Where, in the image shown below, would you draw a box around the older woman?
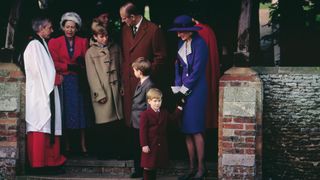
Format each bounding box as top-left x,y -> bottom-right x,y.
169,15 -> 208,180
24,16 -> 65,175
48,12 -> 89,156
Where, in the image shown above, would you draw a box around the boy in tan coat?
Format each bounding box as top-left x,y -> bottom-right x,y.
85,22 -> 123,159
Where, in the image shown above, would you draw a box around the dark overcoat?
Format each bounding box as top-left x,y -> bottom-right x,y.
139,108 -> 182,168
121,18 -> 167,126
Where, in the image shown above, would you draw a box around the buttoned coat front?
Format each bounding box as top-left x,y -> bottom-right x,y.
139,108 -> 182,168
121,18 -> 167,126
85,40 -> 124,124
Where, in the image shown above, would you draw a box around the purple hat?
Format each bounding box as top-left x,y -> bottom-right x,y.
168,15 -> 202,32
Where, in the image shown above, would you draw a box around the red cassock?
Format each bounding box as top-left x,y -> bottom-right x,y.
139,108 -> 181,168
27,132 -> 66,167
196,23 -> 220,129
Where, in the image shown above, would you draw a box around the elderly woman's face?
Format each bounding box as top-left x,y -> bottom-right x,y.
177,31 -> 193,41
63,20 -> 77,38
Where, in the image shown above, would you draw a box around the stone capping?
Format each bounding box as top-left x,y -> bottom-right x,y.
252,66 -> 320,74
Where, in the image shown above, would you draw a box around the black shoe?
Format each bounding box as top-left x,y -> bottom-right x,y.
178,170 -> 196,180
46,166 -> 66,175
191,170 -> 206,180
130,172 -> 143,178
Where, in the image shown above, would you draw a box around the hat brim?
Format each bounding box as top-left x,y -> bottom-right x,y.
168,26 -> 202,32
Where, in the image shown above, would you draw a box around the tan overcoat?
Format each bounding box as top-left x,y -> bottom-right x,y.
85,40 -> 123,124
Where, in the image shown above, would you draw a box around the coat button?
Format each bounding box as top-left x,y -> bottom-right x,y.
158,143 -> 160,146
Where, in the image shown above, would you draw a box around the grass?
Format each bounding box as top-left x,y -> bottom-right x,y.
260,2 -> 271,9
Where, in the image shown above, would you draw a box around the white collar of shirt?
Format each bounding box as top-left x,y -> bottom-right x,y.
178,39 -> 192,64
134,16 -> 143,32
140,75 -> 149,84
152,108 -> 160,113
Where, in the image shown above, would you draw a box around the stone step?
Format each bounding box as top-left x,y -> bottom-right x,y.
17,158 -> 218,180
17,175 -> 218,180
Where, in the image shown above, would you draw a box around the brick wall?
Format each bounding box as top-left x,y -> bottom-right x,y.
218,68 -> 263,179
0,63 -> 25,179
253,67 -> 320,179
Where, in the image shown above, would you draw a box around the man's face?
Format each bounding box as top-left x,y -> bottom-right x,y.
41,22 -> 53,39
97,13 -> 109,27
120,8 -> 134,26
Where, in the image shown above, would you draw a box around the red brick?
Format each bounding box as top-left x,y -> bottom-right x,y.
8,112 -> 19,118
233,118 -> 255,123
245,137 -> 255,143
222,142 -> 233,148
7,125 -> 16,130
223,148 -> 244,154
223,124 -> 244,129
7,136 -> 17,142
0,141 -> 17,147
234,143 -> 255,148
0,124 -> 6,130
245,124 -> 256,130
7,78 -> 18,82
234,130 -> 255,136
245,148 -> 255,154
0,113 -> 7,118
9,71 -> 24,78
223,118 -> 232,123
0,130 -> 16,136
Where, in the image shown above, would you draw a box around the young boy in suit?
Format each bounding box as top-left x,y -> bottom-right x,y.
140,88 -> 183,180
130,57 -> 154,178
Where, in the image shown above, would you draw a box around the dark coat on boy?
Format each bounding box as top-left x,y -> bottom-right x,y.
131,77 -> 154,129
140,108 -> 182,168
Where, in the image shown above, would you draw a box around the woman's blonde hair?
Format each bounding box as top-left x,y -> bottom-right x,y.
146,88 -> 162,100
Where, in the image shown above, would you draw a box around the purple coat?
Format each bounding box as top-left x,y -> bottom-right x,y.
175,33 -> 208,134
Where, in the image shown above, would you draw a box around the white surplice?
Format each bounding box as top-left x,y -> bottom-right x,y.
24,39 -> 62,135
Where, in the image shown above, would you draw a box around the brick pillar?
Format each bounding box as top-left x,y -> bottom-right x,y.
0,63 -> 25,179
218,67 -> 263,179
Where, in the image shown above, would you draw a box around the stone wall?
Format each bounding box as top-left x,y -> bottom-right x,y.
0,63 -> 25,179
253,67 -> 320,179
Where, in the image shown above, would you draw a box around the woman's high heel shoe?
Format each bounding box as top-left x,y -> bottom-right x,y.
191,170 -> 207,180
178,170 -> 197,180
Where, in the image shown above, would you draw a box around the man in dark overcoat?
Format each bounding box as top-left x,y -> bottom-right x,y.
119,2 -> 167,128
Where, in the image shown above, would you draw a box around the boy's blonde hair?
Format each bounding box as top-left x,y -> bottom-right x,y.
91,20 -> 108,36
131,57 -> 151,76
146,88 -> 162,100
